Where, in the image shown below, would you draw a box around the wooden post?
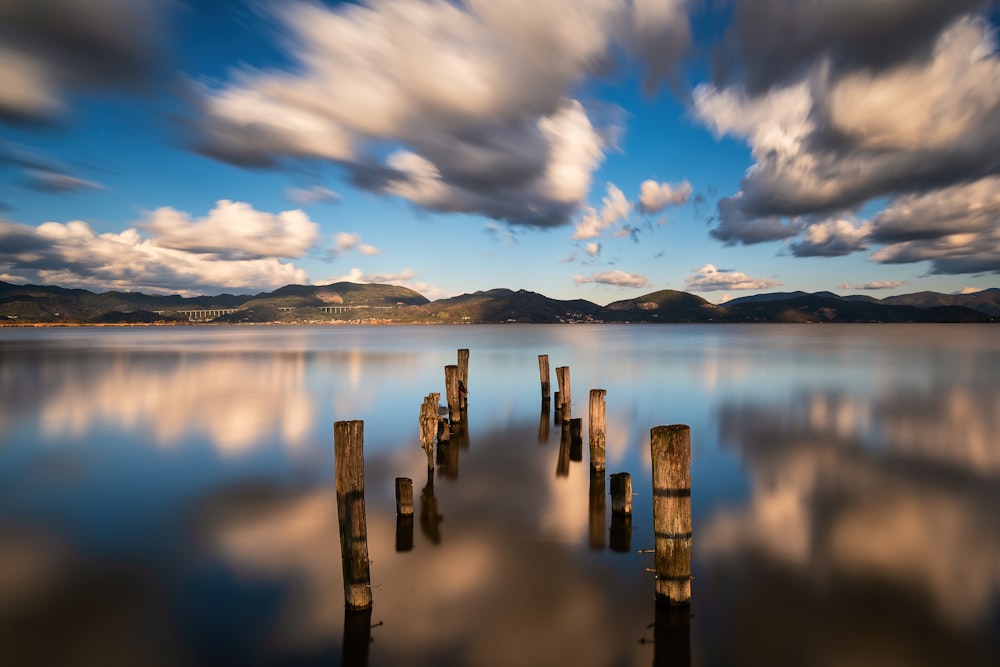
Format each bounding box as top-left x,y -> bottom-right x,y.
419,393 -> 439,470
538,354 -> 550,399
334,420 -> 372,610
395,477 -> 413,516
651,425 -> 692,606
555,366 -> 571,421
589,389 -> 607,472
445,365 -> 461,423
553,391 -> 563,424
611,472 -> 632,515
457,348 -> 469,413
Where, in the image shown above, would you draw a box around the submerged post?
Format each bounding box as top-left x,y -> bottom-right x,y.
611,472 -> 632,515
538,354 -> 550,400
589,389 -> 607,472
457,348 -> 469,412
334,420 -> 373,610
395,477 -> 414,516
651,425 -> 692,606
445,365 -> 461,424
555,366 -> 571,421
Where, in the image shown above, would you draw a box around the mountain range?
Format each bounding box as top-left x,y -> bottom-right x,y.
1,281 -> 997,325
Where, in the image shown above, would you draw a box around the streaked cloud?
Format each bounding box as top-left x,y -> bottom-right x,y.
285,185 -> 340,206
685,263 -> 780,292
191,0 -> 691,228
573,270 -> 650,288
0,0 -> 169,123
695,11 -> 1000,275
789,218 -> 872,258
838,281 -> 906,291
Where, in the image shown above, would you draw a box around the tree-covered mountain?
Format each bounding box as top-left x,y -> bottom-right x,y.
0,280 -> 996,325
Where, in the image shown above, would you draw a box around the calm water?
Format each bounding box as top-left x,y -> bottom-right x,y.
1,324 -> 998,666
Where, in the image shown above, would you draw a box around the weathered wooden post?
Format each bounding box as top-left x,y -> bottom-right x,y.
553,391 -> 563,424
589,389 -> 607,472
445,365 -> 461,424
611,472 -> 632,515
395,477 -> 413,516
555,366 -> 571,421
334,420 -> 372,610
419,393 -> 439,470
538,354 -> 550,400
610,472 -> 632,553
589,471 -> 606,550
651,425 -> 692,606
457,348 -> 469,413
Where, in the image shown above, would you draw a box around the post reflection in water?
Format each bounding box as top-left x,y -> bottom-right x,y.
2,324 -> 998,666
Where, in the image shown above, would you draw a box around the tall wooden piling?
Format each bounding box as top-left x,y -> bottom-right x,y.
589,389 -> 607,472
457,348 -> 469,412
334,420 -> 372,610
651,425 -> 692,606
395,477 -> 414,516
538,354 -> 550,399
445,364 -> 461,423
419,393 -> 439,470
555,366 -> 571,421
611,472 -> 632,515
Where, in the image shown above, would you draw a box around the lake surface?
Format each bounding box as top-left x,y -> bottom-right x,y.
1,324 -> 998,666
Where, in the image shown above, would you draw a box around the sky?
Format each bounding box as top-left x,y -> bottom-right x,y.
1,0 -> 999,304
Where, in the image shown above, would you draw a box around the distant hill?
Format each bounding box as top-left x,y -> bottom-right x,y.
882,289 -> 1000,316
0,281 -> 995,325
601,290 -> 724,322
417,289 -> 602,323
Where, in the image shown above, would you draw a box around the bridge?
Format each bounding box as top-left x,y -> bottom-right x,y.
175,308 -> 240,321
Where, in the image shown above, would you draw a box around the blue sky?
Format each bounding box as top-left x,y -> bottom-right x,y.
1,0 -> 999,304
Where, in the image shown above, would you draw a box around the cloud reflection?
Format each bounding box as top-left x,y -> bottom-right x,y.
704,392 -> 1000,639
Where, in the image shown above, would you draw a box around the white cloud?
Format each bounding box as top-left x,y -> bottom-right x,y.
331,231 -> 381,257
573,183 -> 630,240
684,264 -> 781,292
585,242 -> 601,257
574,270 -> 650,288
637,179 -> 692,214
0,212 -> 311,295
143,200 -> 318,260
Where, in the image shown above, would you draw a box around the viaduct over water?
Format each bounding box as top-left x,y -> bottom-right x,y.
168,305 -> 396,321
